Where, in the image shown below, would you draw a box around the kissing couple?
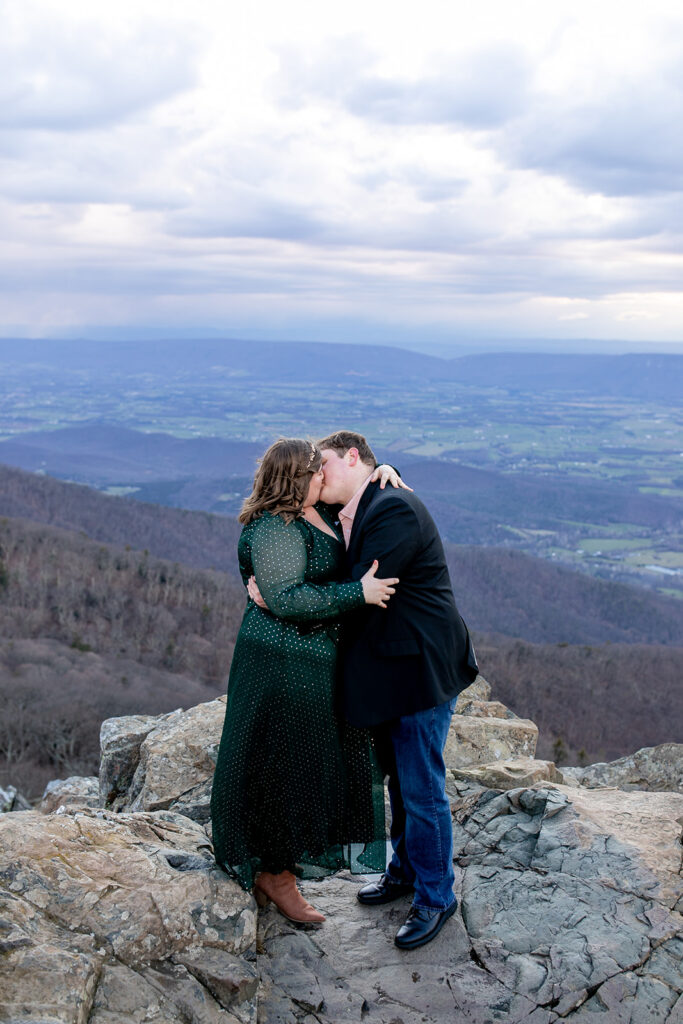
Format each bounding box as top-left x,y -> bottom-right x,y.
210,431 -> 478,950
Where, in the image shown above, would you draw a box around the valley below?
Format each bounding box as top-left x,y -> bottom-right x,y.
1,341 -> 681,598
0,340 -> 681,799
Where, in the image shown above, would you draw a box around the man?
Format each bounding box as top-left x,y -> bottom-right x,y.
317,431 -> 478,950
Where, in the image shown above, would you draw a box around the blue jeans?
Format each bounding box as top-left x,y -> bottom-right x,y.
373,697 -> 457,911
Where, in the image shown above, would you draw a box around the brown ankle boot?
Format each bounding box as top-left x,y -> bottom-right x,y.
253,870 -> 325,925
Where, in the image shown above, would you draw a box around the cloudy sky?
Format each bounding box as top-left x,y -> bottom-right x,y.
2,0 -> 683,350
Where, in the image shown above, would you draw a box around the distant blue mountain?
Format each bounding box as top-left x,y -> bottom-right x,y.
1,337 -> 681,398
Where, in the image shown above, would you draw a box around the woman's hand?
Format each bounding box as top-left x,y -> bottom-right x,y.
361,560 -> 399,608
247,575 -> 268,609
371,464 -> 413,491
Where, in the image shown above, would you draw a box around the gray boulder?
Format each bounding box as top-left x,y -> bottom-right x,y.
561,742 -> 683,793
99,709 -> 179,809
99,697 -> 226,821
455,673 -> 492,707
40,775 -> 100,814
450,756 -> 563,791
445,707 -> 539,769
446,676 -> 539,769
0,783 -> 31,812
0,805 -> 257,1023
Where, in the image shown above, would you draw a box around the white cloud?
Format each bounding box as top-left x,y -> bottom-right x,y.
1,0 -> 683,344
0,4 -> 200,131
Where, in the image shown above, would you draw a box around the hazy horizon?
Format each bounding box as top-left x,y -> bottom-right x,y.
2,330 -> 683,359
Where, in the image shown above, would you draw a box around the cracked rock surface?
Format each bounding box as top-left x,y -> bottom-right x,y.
254,783 -> 683,1023
40,775 -> 100,814
0,807 -> 257,1023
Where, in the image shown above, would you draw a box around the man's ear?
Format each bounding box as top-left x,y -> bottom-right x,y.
346,447 -> 360,467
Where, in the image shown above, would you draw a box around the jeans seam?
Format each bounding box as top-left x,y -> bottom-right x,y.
428,705 -> 446,886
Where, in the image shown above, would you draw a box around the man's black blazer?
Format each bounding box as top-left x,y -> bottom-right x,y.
340,481 -> 478,728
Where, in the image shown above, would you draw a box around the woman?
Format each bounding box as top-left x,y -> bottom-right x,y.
210,437 -> 400,925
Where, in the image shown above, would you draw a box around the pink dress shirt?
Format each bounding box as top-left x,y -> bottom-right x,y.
338,473 -> 374,549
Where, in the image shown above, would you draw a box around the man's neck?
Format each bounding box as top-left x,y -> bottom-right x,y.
340,469 -> 373,508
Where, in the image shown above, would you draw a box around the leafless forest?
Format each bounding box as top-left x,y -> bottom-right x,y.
475,635 -> 683,766
0,515 -> 244,795
1,503 -> 681,798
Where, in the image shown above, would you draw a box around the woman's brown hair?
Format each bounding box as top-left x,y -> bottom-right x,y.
239,438 -> 322,524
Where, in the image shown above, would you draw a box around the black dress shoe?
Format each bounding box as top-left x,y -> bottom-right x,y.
394,899 -> 457,949
356,873 -> 414,905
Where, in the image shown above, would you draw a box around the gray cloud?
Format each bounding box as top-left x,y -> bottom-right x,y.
161,170 -> 683,259
167,193 -> 324,242
500,58 -> 683,197
274,35 -> 375,109
5,218 -> 682,309
345,48 -> 531,128
355,165 -> 470,203
0,129 -> 188,209
0,257 -> 292,298
276,39 -> 531,129
0,16 -> 199,131
276,32 -> 683,202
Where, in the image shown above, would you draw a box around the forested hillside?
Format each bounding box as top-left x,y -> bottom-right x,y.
1,463 -> 680,645
0,462 -> 243,573
446,546 -> 681,645
0,514 -> 245,796
0,516 -> 244,677
476,635 -> 683,765
0,638 -> 216,797
1,502 -> 682,798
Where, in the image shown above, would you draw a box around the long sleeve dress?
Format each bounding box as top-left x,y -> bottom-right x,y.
210,507 -> 386,891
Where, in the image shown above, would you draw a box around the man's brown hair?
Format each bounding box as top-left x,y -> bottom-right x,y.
317,430 -> 377,468
239,437 -> 322,524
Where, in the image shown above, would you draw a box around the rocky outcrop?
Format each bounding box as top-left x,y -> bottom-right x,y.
453,783 -> 683,1020
561,742 -> 683,793
446,678 -> 539,768
253,782 -> 683,1023
99,708 -> 182,809
0,807 -> 257,1023
0,783 -> 31,812
449,756 -> 563,791
455,673 -> 492,706
4,682 -> 683,1023
99,680 -> 541,818
40,775 -> 100,813
99,697 -> 226,822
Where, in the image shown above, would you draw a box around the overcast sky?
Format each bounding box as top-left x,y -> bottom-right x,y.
2,0 -> 683,350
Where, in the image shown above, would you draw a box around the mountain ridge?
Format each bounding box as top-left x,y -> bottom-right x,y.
1,337 -> 681,396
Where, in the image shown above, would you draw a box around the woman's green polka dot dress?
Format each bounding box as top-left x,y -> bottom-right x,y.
210,506 -> 386,891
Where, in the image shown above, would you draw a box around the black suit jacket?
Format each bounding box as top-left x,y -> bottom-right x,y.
340,481 -> 479,728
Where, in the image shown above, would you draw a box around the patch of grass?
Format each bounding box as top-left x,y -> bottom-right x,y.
639,486 -> 683,498
577,538 -> 648,553
624,551 -> 683,569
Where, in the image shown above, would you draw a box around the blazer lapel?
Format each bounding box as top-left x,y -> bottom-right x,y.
346,480 -> 379,563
